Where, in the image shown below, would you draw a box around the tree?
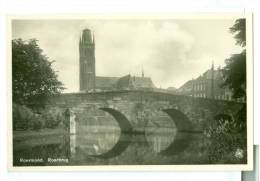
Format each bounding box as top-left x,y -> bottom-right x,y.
12,39 -> 65,107
222,50 -> 246,98
222,19 -> 246,99
206,19 -> 247,163
230,19 -> 246,47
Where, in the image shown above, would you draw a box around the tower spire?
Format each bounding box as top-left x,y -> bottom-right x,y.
142,67 -> 144,77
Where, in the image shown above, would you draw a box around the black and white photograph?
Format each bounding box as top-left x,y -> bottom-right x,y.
8,14 -> 253,170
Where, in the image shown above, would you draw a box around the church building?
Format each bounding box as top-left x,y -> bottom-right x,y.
79,29 -> 156,92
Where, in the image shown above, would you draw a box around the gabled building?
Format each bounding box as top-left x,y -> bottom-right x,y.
79,29 -> 156,92
177,63 -> 241,101
116,74 -> 155,90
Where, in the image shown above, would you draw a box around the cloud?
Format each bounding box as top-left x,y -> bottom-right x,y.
84,20 -> 194,88
12,19 -> 241,92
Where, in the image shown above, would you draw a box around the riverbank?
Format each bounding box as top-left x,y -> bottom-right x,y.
13,128 -> 68,149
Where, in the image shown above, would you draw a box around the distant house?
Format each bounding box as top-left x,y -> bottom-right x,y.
177,64 -> 245,102
177,80 -> 193,96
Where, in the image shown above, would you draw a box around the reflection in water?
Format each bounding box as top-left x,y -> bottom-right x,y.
160,109 -> 193,155
146,127 -> 177,153
13,126 -> 180,166
91,107 -> 133,158
13,124 -> 178,166
145,114 -> 177,153
13,109 -> 180,166
13,137 -> 70,166
75,126 -> 121,156
73,125 -> 177,158
70,110 -> 76,155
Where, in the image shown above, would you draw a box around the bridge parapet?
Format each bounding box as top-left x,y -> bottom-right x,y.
47,90 -> 244,129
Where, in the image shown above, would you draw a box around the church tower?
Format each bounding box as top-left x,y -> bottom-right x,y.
79,29 -> 95,91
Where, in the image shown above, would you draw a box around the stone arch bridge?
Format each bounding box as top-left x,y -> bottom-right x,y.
46,90 -> 245,164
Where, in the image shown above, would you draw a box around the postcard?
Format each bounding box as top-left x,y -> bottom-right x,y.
7,13 -> 253,171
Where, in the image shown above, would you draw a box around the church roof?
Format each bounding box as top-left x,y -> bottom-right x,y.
116,74 -> 155,90
132,76 -> 155,89
95,76 -> 119,89
116,75 -> 133,89
95,74 -> 156,91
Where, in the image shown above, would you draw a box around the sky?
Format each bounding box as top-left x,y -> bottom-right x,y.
12,19 -> 243,93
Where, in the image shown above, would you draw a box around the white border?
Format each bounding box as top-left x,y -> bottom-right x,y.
6,13 -> 253,171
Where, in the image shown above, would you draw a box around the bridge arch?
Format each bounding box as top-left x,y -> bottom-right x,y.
91,108 -> 133,158
159,109 -> 193,155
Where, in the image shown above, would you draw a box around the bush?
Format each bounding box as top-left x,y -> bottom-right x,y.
13,104 -> 66,131
13,103 -> 34,130
204,108 -> 247,163
41,108 -> 64,129
30,115 -> 45,130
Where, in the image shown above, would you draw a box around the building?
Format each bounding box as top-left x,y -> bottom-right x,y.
178,63 -> 235,101
116,74 -> 155,91
95,74 -> 155,92
79,29 -> 156,92
79,29 -> 96,91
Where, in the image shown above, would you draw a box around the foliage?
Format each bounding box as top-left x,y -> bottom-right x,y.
222,19 -> 246,99
42,109 -> 63,128
207,19 -> 247,164
13,103 -> 44,130
222,50 -> 246,98
12,39 -> 65,107
30,115 -> 45,130
205,108 -> 247,163
13,103 -> 65,131
230,19 -> 246,47
13,103 -> 34,130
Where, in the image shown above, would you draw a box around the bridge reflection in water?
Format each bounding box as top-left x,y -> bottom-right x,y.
13,109 -> 194,166
69,108 -> 178,163
72,125 -> 177,157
